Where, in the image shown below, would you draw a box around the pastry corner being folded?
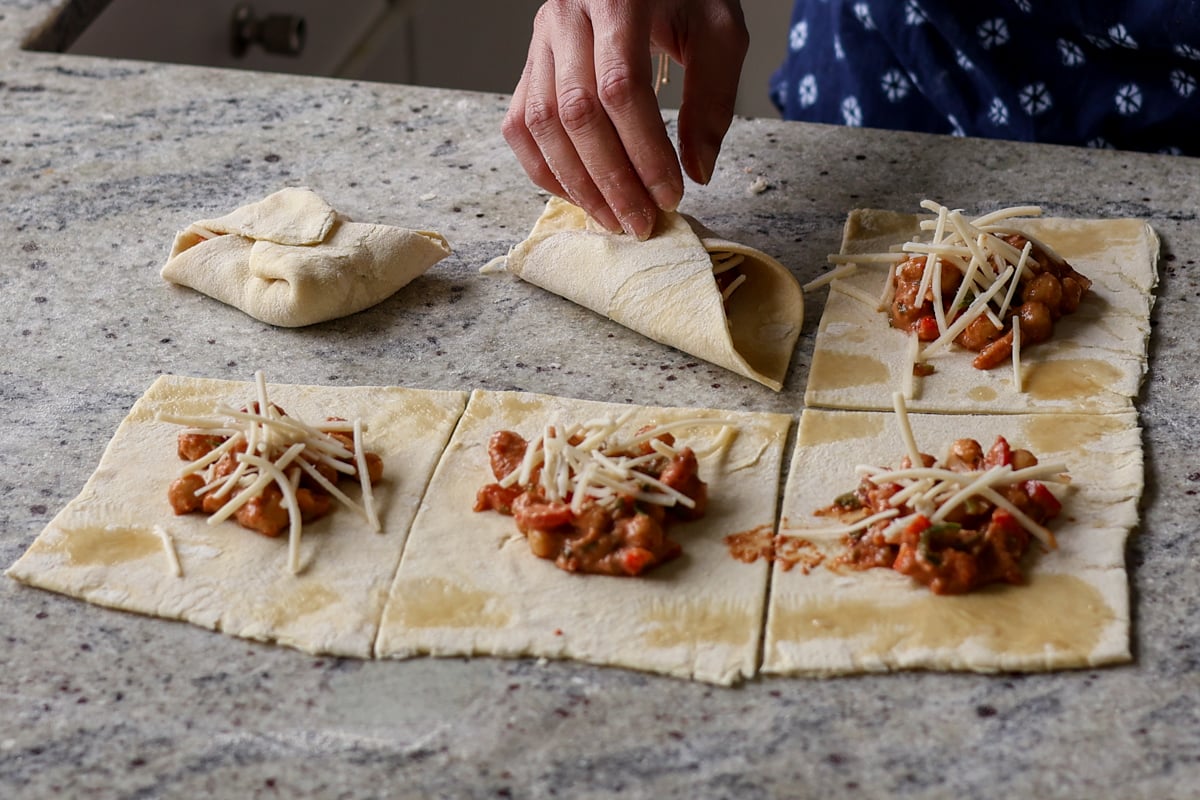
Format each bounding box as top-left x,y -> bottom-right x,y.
161,187 -> 451,327
499,198 -> 804,391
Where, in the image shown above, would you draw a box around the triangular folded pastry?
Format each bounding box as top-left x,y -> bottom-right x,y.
497,198 -> 804,391
161,187 -> 451,327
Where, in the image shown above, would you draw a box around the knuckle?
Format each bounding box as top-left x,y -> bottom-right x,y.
501,107 -> 526,144
595,66 -> 640,111
556,86 -> 604,132
534,0 -> 582,33
523,96 -> 561,137
531,1 -> 560,30
706,3 -> 750,58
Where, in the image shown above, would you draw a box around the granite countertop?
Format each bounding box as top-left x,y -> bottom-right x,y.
2,2 -> 1198,797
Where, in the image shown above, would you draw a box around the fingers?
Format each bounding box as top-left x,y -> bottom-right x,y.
544,11 -> 652,236
505,19 -> 625,234
589,2 -> 685,213
503,58 -> 567,200
502,1 -> 747,239
504,0 -> 685,239
674,1 -> 749,185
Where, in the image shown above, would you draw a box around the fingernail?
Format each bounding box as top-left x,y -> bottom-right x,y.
648,181 -> 681,213
619,208 -> 655,240
693,144 -> 718,185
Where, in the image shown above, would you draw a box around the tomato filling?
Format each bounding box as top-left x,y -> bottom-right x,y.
167,406 -> 381,538
889,234 -> 1092,370
474,429 -> 708,577
820,436 -> 1062,595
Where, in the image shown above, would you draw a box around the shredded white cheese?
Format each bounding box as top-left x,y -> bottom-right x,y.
997,241 -> 1032,320
832,280 -> 886,311
353,419 -> 380,533
1012,316 -> 1023,392
720,273 -> 747,302
827,252 -> 906,265
710,251 -> 745,274
816,396 -> 1068,553
239,452 -> 305,574
160,371 -> 381,575
902,330 -> 921,400
878,259 -> 898,310
811,508 -> 901,537
692,424 -> 738,460
924,266 -> 1014,354
497,415 -> 735,514
891,392 -> 924,473
914,205 -> 947,314
803,262 -> 859,292
826,201 -> 1047,389
155,525 -> 183,577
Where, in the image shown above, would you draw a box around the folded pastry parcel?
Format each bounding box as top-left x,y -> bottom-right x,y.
161,187 -> 451,327
497,198 -> 804,391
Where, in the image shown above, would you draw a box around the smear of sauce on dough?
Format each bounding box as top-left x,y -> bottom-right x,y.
725,525 -> 775,565
641,600 -> 753,649
809,351 -> 891,392
1023,414 -> 1130,453
1024,359 -> 1123,402
47,525 -> 164,567
769,573 -> 1114,661
799,411 -> 885,445
725,526 -> 825,574
773,536 -> 826,574
385,576 -> 511,629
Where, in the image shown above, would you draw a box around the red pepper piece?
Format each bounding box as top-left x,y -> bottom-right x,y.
989,507 -> 1021,535
1023,480 -> 1062,519
987,435 -> 1013,467
916,315 -> 941,341
620,547 -> 657,576
903,514 -> 932,539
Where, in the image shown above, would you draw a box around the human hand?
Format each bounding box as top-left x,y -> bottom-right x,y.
503,0 -> 748,239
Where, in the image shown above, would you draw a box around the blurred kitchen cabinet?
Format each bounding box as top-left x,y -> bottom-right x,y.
341,0 -> 542,93
67,0 -> 396,76
64,0 -> 790,118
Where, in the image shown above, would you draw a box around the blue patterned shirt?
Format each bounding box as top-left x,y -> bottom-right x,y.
770,0 -> 1200,155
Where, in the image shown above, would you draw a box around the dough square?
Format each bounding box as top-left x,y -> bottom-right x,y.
804,210 -> 1159,414
6,375 -> 468,658
375,389 -> 793,686
762,408 -> 1141,676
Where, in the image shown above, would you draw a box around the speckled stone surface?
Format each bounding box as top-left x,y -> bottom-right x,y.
2,2 -> 1199,798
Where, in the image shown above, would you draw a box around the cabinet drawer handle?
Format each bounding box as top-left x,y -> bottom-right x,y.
231,3 -> 306,58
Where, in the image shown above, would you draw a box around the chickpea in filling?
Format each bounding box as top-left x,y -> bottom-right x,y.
889,233 -> 1092,370
167,405 -> 382,538
819,436 -> 1063,595
474,428 -> 708,577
